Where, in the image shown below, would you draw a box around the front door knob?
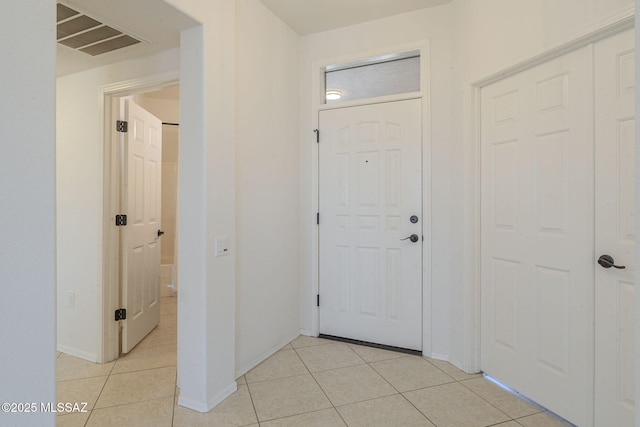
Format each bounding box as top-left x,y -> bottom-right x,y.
401,234 -> 419,243
598,254 -> 625,269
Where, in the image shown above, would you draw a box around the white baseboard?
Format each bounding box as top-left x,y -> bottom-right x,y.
234,330 -> 302,379
207,382 -> 238,412
176,381 -> 237,413
56,345 -> 98,363
427,352 -> 476,374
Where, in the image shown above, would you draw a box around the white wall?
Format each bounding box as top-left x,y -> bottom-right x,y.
0,1 -> 56,425
452,0 -> 633,82
56,48 -> 180,360
298,0 -> 635,371
160,0 -> 303,410
51,0 -> 638,419
161,0 -> 238,411
1,1 -> 638,425
449,0 -> 634,369
58,0 -> 240,408
636,5 -> 640,427
235,0 -> 301,376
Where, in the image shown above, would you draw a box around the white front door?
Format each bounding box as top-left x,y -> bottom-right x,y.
594,29 -> 635,427
121,99 -> 163,353
481,46 -> 593,426
318,99 -> 423,351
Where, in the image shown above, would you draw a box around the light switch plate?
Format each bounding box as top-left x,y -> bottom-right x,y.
215,236 -> 230,257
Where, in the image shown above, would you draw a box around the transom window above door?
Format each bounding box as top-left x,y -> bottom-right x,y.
324,51 -> 420,104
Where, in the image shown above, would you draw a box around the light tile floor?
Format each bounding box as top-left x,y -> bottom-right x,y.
57,296 -> 575,426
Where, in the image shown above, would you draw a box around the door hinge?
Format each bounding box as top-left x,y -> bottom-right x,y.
316,213 -> 320,225
116,120 -> 128,133
317,294 -> 320,307
313,129 -> 319,143
114,308 -> 127,321
115,214 -> 127,226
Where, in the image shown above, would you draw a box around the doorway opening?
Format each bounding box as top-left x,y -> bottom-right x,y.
136,86 -> 181,300
312,43 -> 431,354
101,77 -> 180,362
317,99 -> 424,351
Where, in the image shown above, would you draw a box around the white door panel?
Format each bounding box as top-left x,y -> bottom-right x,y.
594,29 -> 635,427
481,47 -> 593,426
482,29 -> 636,427
319,99 -> 422,350
122,99 -> 162,353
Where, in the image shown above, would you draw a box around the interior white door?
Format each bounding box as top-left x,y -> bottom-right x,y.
480,47 -> 593,426
318,99 -> 422,351
594,29 -> 635,427
121,99 -> 163,353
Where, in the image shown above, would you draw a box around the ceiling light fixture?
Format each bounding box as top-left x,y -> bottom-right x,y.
326,90 -> 342,100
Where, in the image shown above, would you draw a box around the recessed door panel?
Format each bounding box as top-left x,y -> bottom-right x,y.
535,131 -> 569,235
481,46 -> 593,427
491,140 -> 519,231
535,265 -> 570,375
492,258 -> 519,352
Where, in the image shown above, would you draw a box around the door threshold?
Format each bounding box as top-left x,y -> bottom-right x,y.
318,334 -> 422,356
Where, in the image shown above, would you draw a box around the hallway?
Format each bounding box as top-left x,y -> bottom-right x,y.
56,296 -> 573,426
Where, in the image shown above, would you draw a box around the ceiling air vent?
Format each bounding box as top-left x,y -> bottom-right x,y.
56,3 -> 142,56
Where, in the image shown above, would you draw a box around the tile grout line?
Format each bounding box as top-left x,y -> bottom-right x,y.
87,369 -> 177,412
413,356 -> 509,425
61,296 -> 178,426
170,370 -> 178,427
244,375 -> 262,426
512,411 -> 576,426
80,344 -> 117,426
297,340 -> 451,426
65,328 -> 559,427
109,357 -> 178,376
166,297 -> 178,427
81,361 -> 114,426
295,337 -> 458,426
363,354 -> 441,426
457,376 -> 546,423
291,342 -> 351,426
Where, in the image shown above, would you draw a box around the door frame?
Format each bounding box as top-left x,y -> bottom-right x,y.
310,40 -> 433,354
318,98 -> 425,350
463,5 -> 634,374
100,71 -> 179,363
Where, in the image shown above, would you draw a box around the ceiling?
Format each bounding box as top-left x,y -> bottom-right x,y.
259,0 -> 453,35
56,0 -> 197,76
57,0 -> 452,76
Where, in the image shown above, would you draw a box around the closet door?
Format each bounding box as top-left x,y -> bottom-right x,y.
594,28 -> 635,427
480,46 -> 594,427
